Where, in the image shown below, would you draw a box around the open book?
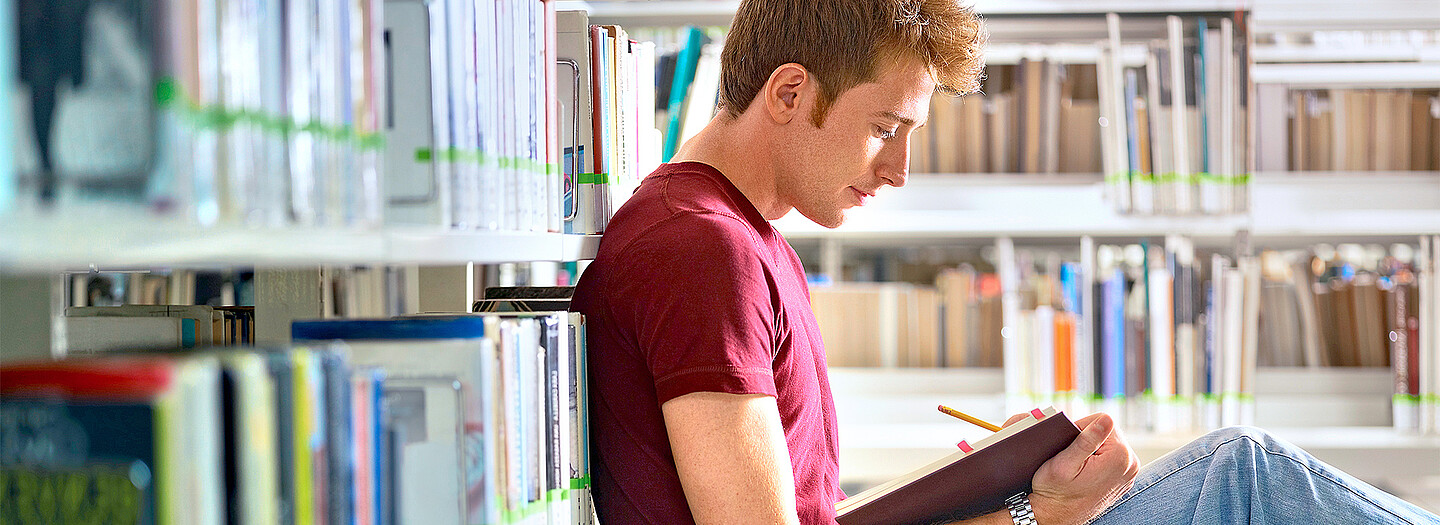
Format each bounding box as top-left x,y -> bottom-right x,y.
836,407 -> 1080,525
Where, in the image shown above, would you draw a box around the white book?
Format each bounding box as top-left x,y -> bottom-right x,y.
64,316 -> 188,353
66,304 -> 215,346
996,237 -> 1028,414
311,334 -> 499,524
1146,253 -> 1176,433
556,10 -> 603,234
1166,16 -> 1192,215
1239,256 -> 1262,427
1219,18 -> 1237,214
1104,14 -> 1131,214
1076,236 -> 1097,404
680,42 -> 722,152
1031,306 -> 1056,400
1141,46 -> 1164,217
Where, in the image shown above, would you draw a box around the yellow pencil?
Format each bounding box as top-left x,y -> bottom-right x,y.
937,404 -> 1002,432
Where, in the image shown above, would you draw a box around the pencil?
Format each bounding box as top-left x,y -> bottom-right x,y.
937,404 -> 1002,432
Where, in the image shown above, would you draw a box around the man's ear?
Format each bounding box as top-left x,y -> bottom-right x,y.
762,63 -> 812,125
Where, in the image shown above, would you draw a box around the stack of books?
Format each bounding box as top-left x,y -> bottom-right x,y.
1099,15 -> 1251,216
2,309 -> 594,525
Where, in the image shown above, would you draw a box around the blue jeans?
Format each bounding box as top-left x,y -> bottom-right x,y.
1092,427 -> 1440,525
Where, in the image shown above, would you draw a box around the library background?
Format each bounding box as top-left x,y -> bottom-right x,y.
0,0 -> 1438,522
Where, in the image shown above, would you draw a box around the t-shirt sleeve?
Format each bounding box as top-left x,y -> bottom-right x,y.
608,213 -> 779,405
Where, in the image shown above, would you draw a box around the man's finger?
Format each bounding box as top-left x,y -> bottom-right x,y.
1047,413 -> 1114,479
1003,413 -> 1030,427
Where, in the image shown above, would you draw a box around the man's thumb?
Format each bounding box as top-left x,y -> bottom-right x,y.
1050,414 -> 1113,477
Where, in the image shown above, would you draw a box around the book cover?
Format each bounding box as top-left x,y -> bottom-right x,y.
835,408 -> 1080,525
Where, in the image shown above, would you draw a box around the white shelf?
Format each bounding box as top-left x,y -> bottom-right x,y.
1252,62 -> 1440,88
838,424 -> 1440,484
827,367 -> 1440,486
578,0 -> 1249,27
1250,0 -> 1440,32
1253,44 -> 1440,64
0,212 -> 601,271
774,172 -> 1440,242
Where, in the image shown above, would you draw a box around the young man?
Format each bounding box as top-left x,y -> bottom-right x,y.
571,0 -> 1440,523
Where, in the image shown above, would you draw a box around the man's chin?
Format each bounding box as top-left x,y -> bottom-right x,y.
796,207 -> 847,229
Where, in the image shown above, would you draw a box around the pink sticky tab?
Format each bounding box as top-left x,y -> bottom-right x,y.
1031,408 -> 1045,420
957,440 -> 973,453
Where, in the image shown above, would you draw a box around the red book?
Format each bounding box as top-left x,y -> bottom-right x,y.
0,357 -> 176,400
836,407 -> 1080,525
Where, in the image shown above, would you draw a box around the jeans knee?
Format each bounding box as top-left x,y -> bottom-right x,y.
1197,426 -> 1273,454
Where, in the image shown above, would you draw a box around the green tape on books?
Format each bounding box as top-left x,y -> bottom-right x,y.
1393,394 -> 1420,405
546,488 -> 570,503
577,173 -> 610,185
1194,172 -> 1255,186
569,476 -> 591,489
157,78 -> 385,150
501,497 -> 550,524
413,148 -> 552,173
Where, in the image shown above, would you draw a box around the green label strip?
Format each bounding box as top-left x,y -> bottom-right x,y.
413,147 -> 557,175
576,173 -> 609,185
1107,172 -> 1253,186
499,487 -> 582,524
156,78 -> 384,150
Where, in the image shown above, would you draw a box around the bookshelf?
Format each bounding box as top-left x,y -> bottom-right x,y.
774,172 -> 1440,242
830,367 -> 1440,496
576,0 -> 1255,27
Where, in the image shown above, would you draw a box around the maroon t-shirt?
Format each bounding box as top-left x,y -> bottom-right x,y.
571,161 -> 843,524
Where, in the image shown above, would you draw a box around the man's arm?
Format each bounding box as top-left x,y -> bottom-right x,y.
662,391 -> 801,524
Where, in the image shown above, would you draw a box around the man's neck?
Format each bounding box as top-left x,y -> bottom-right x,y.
670,115 -> 792,220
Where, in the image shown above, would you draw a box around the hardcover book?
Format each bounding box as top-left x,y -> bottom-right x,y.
835,407 -> 1079,525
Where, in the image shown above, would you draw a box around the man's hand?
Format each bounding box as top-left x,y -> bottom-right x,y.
1004,412 -> 1139,525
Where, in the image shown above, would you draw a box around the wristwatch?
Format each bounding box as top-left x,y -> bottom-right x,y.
1005,492 -> 1038,525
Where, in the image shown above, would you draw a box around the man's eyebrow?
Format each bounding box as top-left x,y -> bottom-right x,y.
875,110 -> 918,127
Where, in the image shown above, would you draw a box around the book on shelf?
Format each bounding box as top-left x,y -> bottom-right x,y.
4,306 -> 596,524
805,235 -> 1440,436
834,407 -> 1080,525
4,0 -> 388,226
1,355 -> 227,525
553,10 -> 661,234
907,60 -> 1102,175
1101,14 -> 1249,216
1262,87 -> 1440,172
294,312 -> 594,525
1,0 -> 653,236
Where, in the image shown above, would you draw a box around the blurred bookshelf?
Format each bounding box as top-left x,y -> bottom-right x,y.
0,214 -> 601,272
831,367 -> 1440,511
774,172 -> 1440,243
2,0 -> 1438,520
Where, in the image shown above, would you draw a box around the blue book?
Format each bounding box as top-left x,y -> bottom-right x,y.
1123,69 -> 1143,182
292,316 -> 498,525
292,317 -> 489,341
662,27 -> 707,162
0,0 -> 13,214
1101,268 -> 1127,399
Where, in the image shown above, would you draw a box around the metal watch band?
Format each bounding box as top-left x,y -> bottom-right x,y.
1005,492 -> 1038,525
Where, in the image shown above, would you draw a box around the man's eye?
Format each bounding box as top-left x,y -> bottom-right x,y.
876,126 -> 897,140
